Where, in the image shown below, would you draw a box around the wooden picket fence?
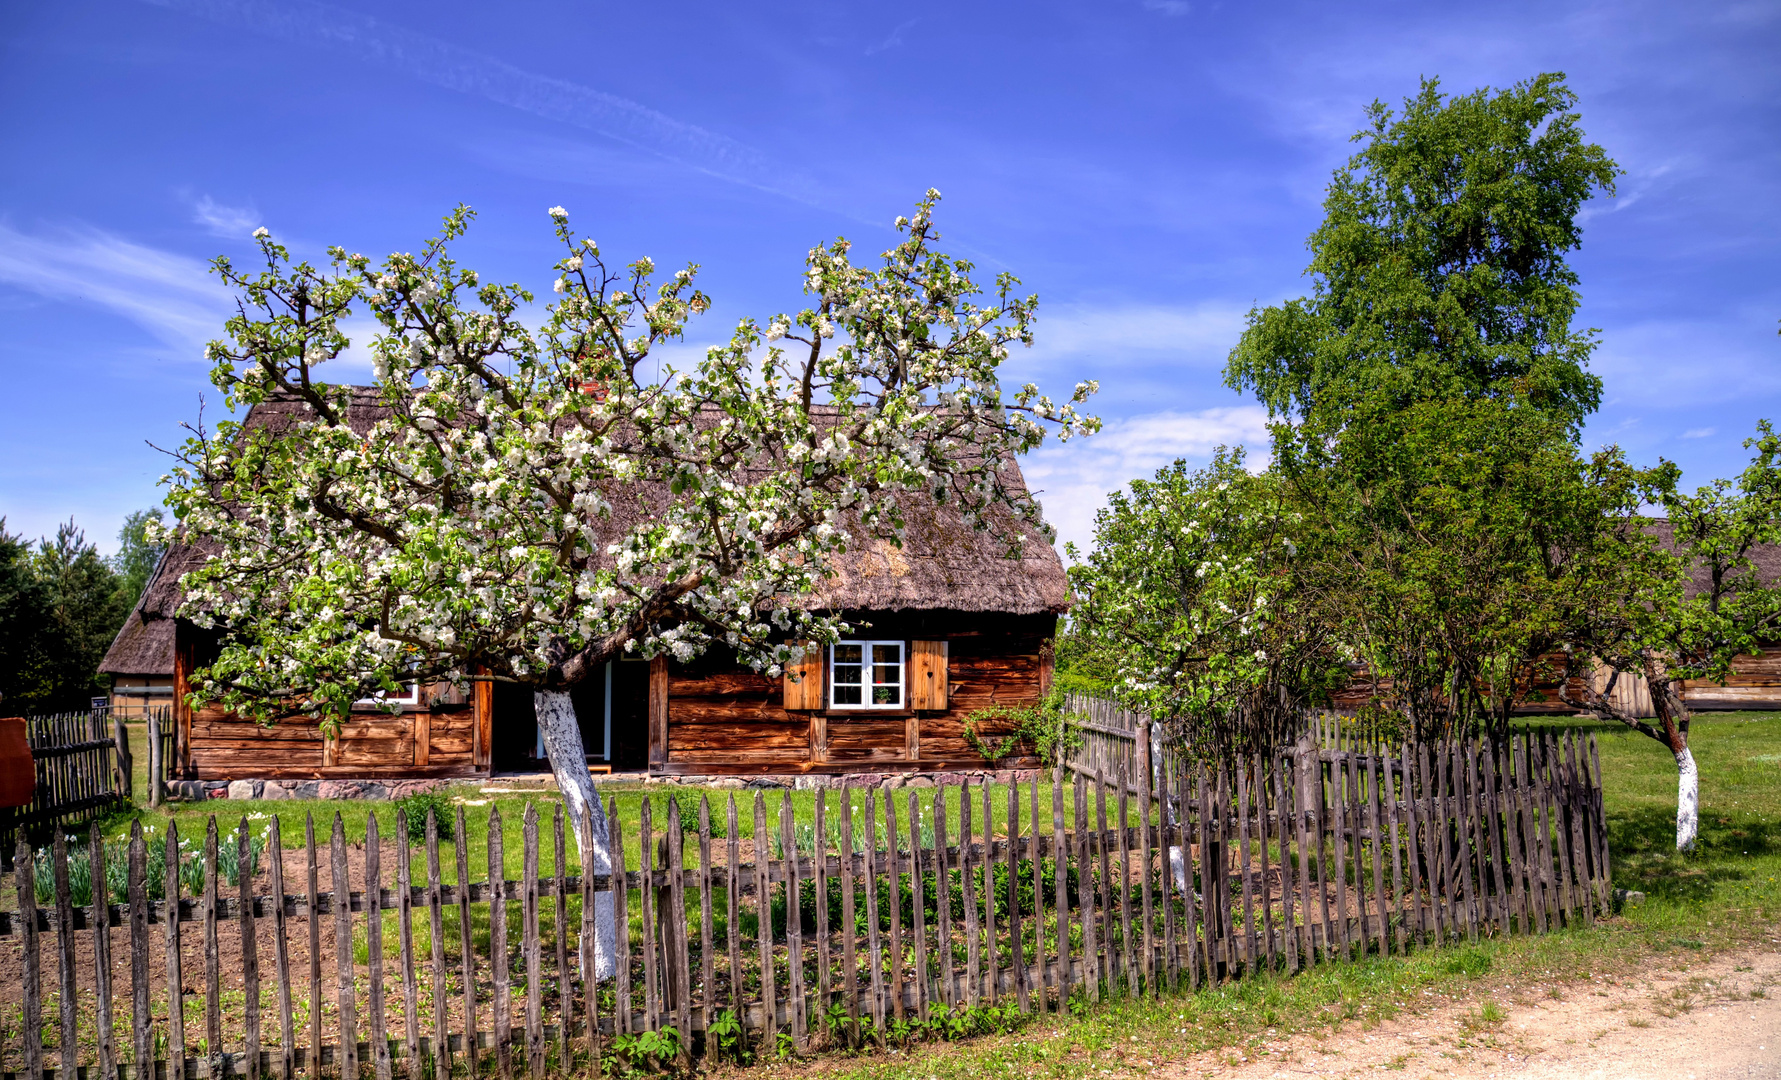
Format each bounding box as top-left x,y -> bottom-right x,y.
0,729 -> 1609,1078
0,707 -> 150,866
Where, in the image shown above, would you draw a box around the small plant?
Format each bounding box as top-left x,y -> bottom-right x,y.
705,1008 -> 748,1063
394,789 -> 457,843
675,800 -> 725,839
961,687 -> 1084,766
774,1030 -> 797,1061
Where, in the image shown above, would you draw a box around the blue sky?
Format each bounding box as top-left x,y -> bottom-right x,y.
2,0 -> 1777,558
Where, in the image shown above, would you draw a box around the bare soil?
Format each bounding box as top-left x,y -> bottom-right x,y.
1155,947 -> 1781,1079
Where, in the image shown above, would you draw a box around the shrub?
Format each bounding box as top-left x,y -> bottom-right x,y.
394,789 -> 457,843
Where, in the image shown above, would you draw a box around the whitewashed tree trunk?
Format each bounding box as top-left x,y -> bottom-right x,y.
1675,744 -> 1699,854
534,688 -> 616,979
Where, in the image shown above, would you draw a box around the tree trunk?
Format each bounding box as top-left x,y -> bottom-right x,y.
1675,744 -> 1699,854
533,688 -> 617,979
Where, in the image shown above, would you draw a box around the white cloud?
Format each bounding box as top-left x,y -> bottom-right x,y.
1143,0 -> 1191,14
1681,427 -> 1716,439
0,221 -> 234,352
190,194 -> 262,238
1023,404 -> 1272,559
1032,301 -> 1248,361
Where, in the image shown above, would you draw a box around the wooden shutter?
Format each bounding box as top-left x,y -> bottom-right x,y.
783,644 -> 825,710
910,639 -> 949,710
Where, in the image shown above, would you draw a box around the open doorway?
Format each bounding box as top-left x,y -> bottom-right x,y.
489,661 -> 651,772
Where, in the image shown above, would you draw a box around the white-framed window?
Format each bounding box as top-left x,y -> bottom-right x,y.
356,682 -> 421,706
830,640 -> 905,708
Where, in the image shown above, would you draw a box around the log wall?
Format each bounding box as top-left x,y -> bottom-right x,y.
660,611 -> 1057,775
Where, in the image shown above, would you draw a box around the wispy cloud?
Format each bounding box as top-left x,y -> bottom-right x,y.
1143,0 -> 1191,15
142,0 -> 818,203
1682,427 -> 1716,438
1023,404 -> 1271,557
865,18 -> 918,56
189,194 -> 262,238
0,221 -> 234,352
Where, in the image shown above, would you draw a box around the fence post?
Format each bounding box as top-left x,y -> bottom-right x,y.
113,709 -> 134,801
147,713 -> 163,808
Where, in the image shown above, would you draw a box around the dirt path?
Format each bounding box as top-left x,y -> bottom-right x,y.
1158,948 -> 1781,1080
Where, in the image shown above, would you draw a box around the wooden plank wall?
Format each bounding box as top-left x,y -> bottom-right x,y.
0,729 -> 1611,1076
662,613 -> 1054,773
183,705 -> 480,780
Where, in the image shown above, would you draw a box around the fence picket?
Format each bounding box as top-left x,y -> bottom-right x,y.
1074,772 -> 1098,1003
456,804 -> 481,1070
1114,763 -> 1134,993
330,814 -> 358,1080
862,788 -> 884,1039
52,830 -> 76,1080
836,788 -> 858,1038
1480,739 -> 1510,936
1028,779 -> 1046,1010
95,822 -> 117,1080
725,794 -> 742,1029
166,819 -> 188,1080
425,813 -> 450,1080
1006,779 -> 1026,1011
307,815 -> 324,1079
774,795 -> 799,1045
553,805 -> 571,1071
17,839 -> 40,1080
957,784 -> 978,1010
980,781 -> 998,1005
521,804 -> 542,1078
812,791 -> 829,1027
235,817 -> 261,1080
637,798 -> 658,1036
368,812 -> 392,1080
489,805 -> 512,1080
753,791 -> 775,1046
931,786 -> 955,1014
1270,756 -> 1295,974
1093,769 -> 1113,990
1366,756 -> 1389,957
1235,761 -> 1257,973
698,796 -> 717,1047
908,789 -> 930,1021
668,798 -> 692,1065
608,798 -> 631,1042
881,792 -> 902,1027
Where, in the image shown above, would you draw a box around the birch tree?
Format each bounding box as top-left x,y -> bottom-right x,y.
159,192 -> 1097,972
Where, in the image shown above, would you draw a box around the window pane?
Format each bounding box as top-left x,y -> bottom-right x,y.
833,642 -> 863,706
871,642 -> 902,706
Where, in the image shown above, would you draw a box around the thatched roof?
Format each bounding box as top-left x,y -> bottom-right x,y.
1644,519 -> 1781,599
142,387 -> 1070,631
99,608 -> 174,677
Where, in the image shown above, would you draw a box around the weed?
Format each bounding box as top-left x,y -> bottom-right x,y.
394,789 -> 458,843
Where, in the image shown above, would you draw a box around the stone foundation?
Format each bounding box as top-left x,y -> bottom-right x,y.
164,778 -> 457,802
163,769 -> 1044,801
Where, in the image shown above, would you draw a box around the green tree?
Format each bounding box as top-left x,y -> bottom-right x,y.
32,521 -> 130,712
0,519 -> 54,713
1288,398 -> 1661,744
1066,449 -> 1346,759
1564,424 -> 1781,852
111,508 -> 167,607
1226,72 -> 1620,442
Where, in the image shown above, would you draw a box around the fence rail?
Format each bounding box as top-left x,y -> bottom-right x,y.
0,720 -> 1607,1077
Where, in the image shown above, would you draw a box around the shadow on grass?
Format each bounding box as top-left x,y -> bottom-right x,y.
1606,805 -> 1780,904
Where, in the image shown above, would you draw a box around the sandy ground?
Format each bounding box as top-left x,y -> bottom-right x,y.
1156,948 -> 1781,1080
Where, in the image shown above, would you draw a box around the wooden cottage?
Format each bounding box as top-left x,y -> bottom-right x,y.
137,391 -> 1067,782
